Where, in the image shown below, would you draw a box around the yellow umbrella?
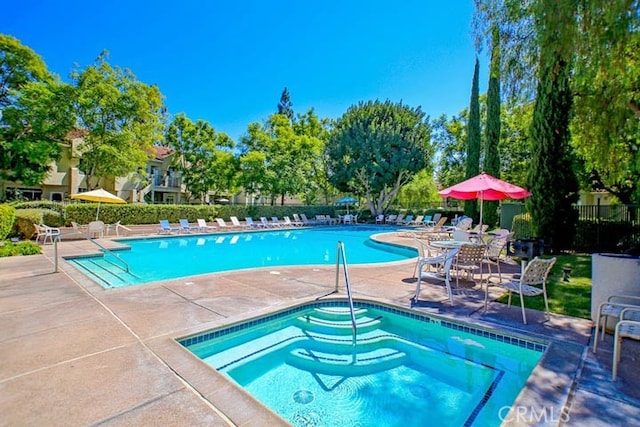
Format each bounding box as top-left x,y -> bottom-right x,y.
71,189 -> 126,220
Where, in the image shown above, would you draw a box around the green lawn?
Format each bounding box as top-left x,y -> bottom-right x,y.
497,254 -> 592,319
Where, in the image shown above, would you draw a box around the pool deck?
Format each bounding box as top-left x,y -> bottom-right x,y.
1,226 -> 639,426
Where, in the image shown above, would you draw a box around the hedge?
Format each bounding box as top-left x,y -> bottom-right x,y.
0,204 -> 16,240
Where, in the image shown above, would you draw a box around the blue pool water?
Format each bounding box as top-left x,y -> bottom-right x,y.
182,300 -> 546,427
66,226 -> 416,288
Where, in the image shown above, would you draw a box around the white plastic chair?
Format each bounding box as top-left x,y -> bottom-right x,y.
414,247 -> 460,305
35,224 -> 61,244
87,221 -> 105,238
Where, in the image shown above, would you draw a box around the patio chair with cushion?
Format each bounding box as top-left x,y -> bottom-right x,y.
613,307 -> 640,380
593,295 -> 640,353
489,256 -> 557,324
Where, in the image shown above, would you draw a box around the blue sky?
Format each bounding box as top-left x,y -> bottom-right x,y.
4,1 -> 487,141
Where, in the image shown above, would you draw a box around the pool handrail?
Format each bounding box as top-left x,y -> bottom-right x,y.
336,241 -> 357,343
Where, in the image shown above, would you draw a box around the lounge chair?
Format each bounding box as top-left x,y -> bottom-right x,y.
300,214 -> 318,226
105,220 -> 132,236
158,220 -> 179,234
426,216 -> 448,232
375,214 -> 385,224
425,213 -> 442,227
196,219 -> 217,232
245,217 -> 261,229
215,218 -> 230,229
178,219 -> 197,233
406,215 -> 424,226
399,215 -> 414,225
69,222 -> 88,238
270,217 -> 284,227
489,257 -> 557,324
454,217 -> 473,231
259,217 -> 274,228
230,216 -> 250,229
385,214 -> 397,224
283,216 -> 302,227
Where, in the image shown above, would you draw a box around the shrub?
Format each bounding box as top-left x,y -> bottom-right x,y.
512,212 -> 534,240
0,204 -> 16,240
0,240 -> 41,257
12,208 -> 61,239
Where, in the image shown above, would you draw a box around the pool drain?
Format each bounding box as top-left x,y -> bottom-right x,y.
293,389 -> 315,404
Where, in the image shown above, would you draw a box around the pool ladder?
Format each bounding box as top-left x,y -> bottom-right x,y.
335,241 -> 357,343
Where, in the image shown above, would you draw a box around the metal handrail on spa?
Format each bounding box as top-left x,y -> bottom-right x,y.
335,241 -> 357,341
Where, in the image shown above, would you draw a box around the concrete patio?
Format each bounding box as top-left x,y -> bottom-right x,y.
1,228 -> 639,426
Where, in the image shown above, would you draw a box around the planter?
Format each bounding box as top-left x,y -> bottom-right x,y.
591,253 -> 640,328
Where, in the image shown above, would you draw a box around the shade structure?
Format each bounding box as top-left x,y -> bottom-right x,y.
336,196 -> 358,214
438,173 -> 531,227
71,189 -> 126,220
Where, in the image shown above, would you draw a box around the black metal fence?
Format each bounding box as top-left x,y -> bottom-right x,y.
504,203 -> 640,254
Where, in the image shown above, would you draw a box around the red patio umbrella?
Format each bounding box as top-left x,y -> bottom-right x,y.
438,172 -> 531,228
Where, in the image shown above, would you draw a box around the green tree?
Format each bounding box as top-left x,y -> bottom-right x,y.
571,2 -> 640,203
397,169 -> 441,210
474,0 -> 640,203
240,113 -> 317,205
277,87 -> 294,123
465,58 -> 481,220
526,0 -> 579,251
166,113 -> 237,203
0,35 -> 75,185
292,109 -> 331,204
483,27 -> 502,227
72,51 -> 166,189
499,102 -> 532,187
433,112 -> 467,190
326,100 -> 432,215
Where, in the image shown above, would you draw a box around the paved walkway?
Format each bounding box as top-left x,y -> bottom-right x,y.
1,228 -> 639,426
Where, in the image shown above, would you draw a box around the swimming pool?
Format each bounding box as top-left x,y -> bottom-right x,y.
181,300 -> 546,427
66,226 -> 416,288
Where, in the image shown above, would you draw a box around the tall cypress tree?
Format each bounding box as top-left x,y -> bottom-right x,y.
464,58 -> 481,220
277,87 -> 294,123
527,0 -> 579,252
483,26 -> 501,228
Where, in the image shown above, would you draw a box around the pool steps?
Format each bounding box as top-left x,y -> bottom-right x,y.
68,255 -> 139,287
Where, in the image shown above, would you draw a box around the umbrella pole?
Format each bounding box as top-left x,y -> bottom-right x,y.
96,202 -> 100,221
479,191 -> 484,229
